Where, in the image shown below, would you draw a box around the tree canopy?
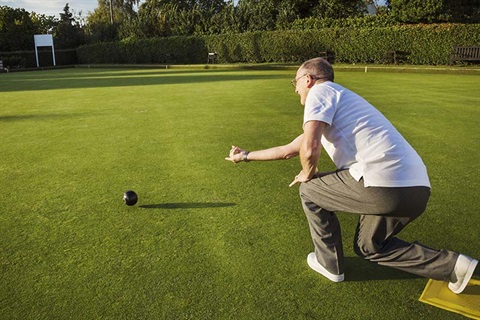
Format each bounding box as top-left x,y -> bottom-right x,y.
0,0 -> 479,52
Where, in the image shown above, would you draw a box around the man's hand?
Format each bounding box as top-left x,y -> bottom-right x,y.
289,170 -> 311,187
225,145 -> 245,164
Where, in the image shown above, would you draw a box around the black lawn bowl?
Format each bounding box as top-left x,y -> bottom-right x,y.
123,190 -> 138,206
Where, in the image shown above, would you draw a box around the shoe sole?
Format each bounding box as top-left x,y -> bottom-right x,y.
448,258 -> 478,294
307,253 -> 344,283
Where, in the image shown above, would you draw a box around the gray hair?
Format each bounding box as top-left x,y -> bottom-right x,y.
300,57 -> 334,82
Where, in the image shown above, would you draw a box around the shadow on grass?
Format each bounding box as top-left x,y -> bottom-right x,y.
140,202 -> 236,209
0,69 -> 290,92
0,113 -> 86,122
344,256 -> 422,282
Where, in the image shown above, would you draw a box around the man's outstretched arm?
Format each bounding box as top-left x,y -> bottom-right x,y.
225,134 -> 304,163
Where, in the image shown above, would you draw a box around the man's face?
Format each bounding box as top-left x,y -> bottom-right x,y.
294,68 -> 310,106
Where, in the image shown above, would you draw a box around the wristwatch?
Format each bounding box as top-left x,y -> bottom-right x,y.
243,151 -> 250,162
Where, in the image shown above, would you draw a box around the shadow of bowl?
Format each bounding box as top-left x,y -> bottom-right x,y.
139,202 -> 236,209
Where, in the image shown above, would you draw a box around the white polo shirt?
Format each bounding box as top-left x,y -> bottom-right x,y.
304,81 -> 430,188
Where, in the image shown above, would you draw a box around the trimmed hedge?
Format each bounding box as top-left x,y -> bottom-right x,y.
77,24 -> 480,66
77,36 -> 208,64
0,49 -> 77,69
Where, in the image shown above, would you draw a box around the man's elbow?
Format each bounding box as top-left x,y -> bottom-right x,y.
280,145 -> 300,160
283,151 -> 299,160
302,144 -> 321,160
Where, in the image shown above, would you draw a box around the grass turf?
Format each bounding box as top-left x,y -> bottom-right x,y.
0,67 -> 479,319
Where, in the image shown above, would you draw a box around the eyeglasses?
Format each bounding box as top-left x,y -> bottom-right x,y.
291,74 -> 328,87
291,74 -> 308,87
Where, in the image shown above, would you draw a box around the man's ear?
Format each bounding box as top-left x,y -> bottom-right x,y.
306,75 -> 316,88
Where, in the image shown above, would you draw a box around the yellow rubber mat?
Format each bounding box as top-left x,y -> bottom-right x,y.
419,279 -> 480,319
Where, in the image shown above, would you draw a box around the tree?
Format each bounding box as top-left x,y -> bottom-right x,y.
388,0 -> 447,23
236,0 -> 279,32
234,0 -> 367,32
276,0 -> 329,29
128,0 -> 229,38
312,0 -> 367,19
128,2 -> 176,38
0,6 -> 36,51
140,0 -> 225,12
444,0 -> 480,22
108,0 -> 142,22
54,3 -> 86,49
295,0 -> 323,18
208,1 -> 240,34
387,0 -> 479,23
30,12 -> 57,34
86,0 -> 142,42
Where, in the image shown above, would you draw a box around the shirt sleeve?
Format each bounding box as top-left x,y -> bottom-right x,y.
303,83 -> 337,126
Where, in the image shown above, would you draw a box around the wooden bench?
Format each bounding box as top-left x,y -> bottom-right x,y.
165,53 -> 174,63
386,50 -> 409,64
0,60 -> 8,72
207,52 -> 218,64
450,46 -> 480,65
319,51 -> 335,63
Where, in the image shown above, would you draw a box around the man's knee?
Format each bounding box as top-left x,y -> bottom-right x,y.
353,237 -> 385,260
354,242 -> 369,259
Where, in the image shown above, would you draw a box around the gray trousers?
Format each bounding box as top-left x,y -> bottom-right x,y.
299,169 -> 457,281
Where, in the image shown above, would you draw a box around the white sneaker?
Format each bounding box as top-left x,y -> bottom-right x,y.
448,254 -> 478,294
307,252 -> 344,283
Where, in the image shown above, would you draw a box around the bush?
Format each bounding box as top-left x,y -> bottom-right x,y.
77,24 -> 480,66
0,55 -> 26,69
77,36 -> 208,64
0,49 -> 77,68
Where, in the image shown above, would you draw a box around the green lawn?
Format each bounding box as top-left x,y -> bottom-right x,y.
1,67 -> 479,319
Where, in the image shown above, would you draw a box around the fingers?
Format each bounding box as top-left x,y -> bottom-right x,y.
229,146 -> 237,157
231,146 -> 241,155
225,156 -> 236,164
289,175 -> 299,187
226,146 -> 240,164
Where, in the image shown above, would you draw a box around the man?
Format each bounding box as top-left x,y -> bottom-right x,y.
225,57 -> 477,294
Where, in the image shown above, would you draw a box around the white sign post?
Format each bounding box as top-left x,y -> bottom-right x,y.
34,34 -> 56,67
